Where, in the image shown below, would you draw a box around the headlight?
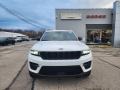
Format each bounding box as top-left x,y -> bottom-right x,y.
30,50 -> 39,56
82,50 -> 90,55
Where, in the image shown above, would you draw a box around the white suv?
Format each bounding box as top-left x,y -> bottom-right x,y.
28,30 -> 92,78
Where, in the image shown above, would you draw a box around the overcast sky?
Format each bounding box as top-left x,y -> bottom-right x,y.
0,0 -> 116,30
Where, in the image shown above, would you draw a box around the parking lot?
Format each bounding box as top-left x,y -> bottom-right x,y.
0,41 -> 120,90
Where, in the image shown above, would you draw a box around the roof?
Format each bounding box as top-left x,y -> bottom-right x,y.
45,30 -> 73,32
56,8 -> 112,10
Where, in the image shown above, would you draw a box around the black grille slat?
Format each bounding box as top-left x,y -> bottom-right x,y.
40,51 -> 81,60
39,66 -> 83,75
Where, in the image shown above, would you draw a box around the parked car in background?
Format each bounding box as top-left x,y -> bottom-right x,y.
0,37 -> 15,46
15,37 -> 23,42
22,38 -> 30,41
7,37 -> 15,45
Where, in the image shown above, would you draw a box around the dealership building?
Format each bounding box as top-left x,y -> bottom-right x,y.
56,1 -> 120,47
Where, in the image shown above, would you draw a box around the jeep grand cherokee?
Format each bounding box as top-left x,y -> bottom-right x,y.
28,30 -> 92,78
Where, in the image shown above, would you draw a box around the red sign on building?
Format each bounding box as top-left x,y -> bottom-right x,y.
86,15 -> 106,19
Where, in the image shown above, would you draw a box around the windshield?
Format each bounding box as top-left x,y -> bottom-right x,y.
41,31 -> 78,41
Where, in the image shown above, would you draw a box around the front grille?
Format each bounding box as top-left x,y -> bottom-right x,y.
40,51 -> 82,60
39,66 -> 83,75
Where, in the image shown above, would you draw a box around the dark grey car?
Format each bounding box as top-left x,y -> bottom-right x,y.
0,37 -> 15,46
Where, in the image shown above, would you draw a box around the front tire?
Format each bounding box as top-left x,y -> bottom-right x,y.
76,70 -> 91,78
12,42 -> 15,45
29,71 -> 38,78
83,70 -> 91,77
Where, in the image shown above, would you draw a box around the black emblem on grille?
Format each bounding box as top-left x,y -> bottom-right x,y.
58,48 -> 63,50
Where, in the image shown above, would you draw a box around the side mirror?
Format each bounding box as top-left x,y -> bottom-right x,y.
78,37 -> 82,41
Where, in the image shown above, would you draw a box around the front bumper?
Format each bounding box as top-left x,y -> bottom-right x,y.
28,52 -> 92,76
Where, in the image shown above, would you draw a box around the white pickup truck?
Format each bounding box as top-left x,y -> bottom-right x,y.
28,30 -> 92,78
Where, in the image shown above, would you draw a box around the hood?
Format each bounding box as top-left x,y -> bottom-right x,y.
31,41 -> 89,51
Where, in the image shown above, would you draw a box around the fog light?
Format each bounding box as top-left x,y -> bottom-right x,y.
30,62 -> 39,70
83,61 -> 91,69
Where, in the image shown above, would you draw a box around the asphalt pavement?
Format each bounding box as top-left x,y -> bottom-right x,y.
0,42 -> 120,90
